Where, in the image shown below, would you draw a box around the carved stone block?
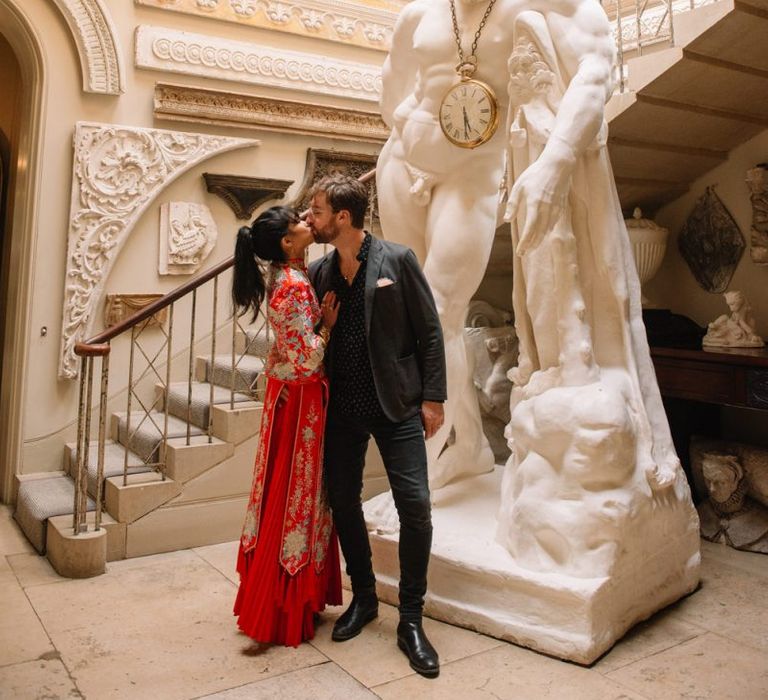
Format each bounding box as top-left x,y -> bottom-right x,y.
104,294 -> 167,328
746,164 -> 768,264
159,202 -> 217,274
678,186 -> 745,293
203,174 -> 292,220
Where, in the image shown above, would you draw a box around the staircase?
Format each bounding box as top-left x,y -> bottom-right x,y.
14,328 -> 268,573
607,0 -> 768,214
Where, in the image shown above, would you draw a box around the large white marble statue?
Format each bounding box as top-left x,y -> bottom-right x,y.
370,0 -> 700,663
703,290 -> 764,348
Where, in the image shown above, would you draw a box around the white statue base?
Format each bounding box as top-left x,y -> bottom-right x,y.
363,466 -> 700,665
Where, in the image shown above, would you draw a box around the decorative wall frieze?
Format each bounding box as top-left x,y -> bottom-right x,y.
203,173 -> 293,220
49,0 -> 125,94
154,83 -> 389,143
135,0 -> 405,52
135,25 -> 383,102
105,294 -> 168,328
746,165 -> 768,264
60,122 -> 259,379
159,202 -> 218,274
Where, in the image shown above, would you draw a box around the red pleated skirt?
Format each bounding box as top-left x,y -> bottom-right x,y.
233,384 -> 342,647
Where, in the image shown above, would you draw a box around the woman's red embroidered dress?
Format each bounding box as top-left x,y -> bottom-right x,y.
234,259 -> 341,647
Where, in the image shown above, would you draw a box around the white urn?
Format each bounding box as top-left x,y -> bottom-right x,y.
625,207 -> 669,307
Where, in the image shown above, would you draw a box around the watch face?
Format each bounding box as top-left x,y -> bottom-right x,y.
439,78 -> 499,148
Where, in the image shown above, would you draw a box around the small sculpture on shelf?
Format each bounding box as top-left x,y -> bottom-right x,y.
696,451 -> 768,554
624,207 -> 669,307
703,290 -> 764,348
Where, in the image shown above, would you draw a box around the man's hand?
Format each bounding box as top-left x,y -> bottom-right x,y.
321,291 -> 340,329
277,385 -> 289,405
421,401 -> 444,440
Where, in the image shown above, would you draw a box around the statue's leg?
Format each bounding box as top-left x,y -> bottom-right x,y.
423,180 -> 498,489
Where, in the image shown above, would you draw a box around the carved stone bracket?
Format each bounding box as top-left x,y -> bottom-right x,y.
203,174 -> 293,220
135,0 -> 404,52
746,164 -> 768,264
135,25 -> 382,102
49,0 -> 125,94
291,148 -> 379,230
59,122 -> 258,379
154,83 -> 389,143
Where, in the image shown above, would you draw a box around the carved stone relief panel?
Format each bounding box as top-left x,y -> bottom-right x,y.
746,164 -> 768,264
678,186 -> 745,293
159,202 -> 217,274
291,148 -> 379,231
60,122 -> 258,379
48,0 -> 124,94
135,25 -> 382,103
135,0 -> 404,52
153,83 -> 389,143
104,294 -> 168,328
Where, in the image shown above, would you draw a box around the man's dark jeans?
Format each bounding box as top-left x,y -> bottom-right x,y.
324,410 -> 432,622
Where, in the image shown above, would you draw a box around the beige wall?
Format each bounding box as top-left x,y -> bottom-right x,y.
0,0 -> 382,485
647,129 -> 768,338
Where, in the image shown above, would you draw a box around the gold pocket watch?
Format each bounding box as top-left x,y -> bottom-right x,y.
439,74 -> 499,149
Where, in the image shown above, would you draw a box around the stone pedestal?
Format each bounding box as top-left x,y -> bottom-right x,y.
46,514 -> 108,578
364,466 -> 700,665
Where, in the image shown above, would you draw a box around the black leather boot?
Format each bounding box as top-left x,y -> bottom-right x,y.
332,595 -> 379,641
396,620 -> 440,678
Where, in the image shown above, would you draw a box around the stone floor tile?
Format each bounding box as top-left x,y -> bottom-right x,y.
593,606 -> 707,673
0,657 -> 81,699
670,560 -> 768,651
25,550 -> 326,699
6,552 -> 67,588
700,540 -> 768,579
309,591 -> 504,688
605,632 -> 768,699
0,558 -> 55,667
373,643 -> 648,699
197,661 -> 378,699
0,505 -> 35,556
193,540 -> 239,584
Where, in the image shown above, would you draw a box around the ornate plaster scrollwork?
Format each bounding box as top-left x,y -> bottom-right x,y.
59,122 -> 258,379
159,202 -> 218,275
135,25 -> 382,102
135,0 -> 401,52
48,0 -> 125,94
153,83 -> 389,143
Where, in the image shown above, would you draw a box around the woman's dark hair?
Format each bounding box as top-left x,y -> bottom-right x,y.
232,206 -> 299,321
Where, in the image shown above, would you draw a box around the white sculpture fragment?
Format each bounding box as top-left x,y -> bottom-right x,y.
368,0 -> 700,663
703,290 -> 764,348
159,202 -> 218,275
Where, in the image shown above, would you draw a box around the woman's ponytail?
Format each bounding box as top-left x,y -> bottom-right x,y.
232,225 -> 266,323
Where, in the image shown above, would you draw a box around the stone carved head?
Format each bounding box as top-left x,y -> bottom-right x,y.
701,453 -> 744,504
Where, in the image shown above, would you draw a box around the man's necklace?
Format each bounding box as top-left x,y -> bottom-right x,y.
438,0 -> 500,149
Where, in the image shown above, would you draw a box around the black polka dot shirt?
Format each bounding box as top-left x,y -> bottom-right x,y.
328,233 -> 383,418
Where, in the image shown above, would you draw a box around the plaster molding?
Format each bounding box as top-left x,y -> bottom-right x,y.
60,122 -> 259,379
105,294 -> 168,327
159,202 -> 218,274
135,0 -> 405,52
154,83 -> 389,143
49,0 -> 125,94
135,25 -> 383,102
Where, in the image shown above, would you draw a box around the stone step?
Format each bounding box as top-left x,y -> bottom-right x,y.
14,473 -> 94,553
64,440 -> 153,498
234,328 -> 271,358
159,381 -> 252,431
211,401 -> 264,445
195,353 -> 265,395
105,472 -> 183,524
111,411 -> 205,463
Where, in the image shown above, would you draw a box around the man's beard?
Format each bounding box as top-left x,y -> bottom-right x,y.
312,221 -> 340,244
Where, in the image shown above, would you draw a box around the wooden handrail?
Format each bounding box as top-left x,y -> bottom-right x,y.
75,167 -> 377,355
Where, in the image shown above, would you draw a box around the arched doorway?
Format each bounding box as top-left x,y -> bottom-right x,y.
0,0 -> 43,503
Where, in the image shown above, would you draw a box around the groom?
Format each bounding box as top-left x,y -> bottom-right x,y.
307,175 -> 446,678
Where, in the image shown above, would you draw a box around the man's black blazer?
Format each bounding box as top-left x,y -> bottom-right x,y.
309,235 -> 447,423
